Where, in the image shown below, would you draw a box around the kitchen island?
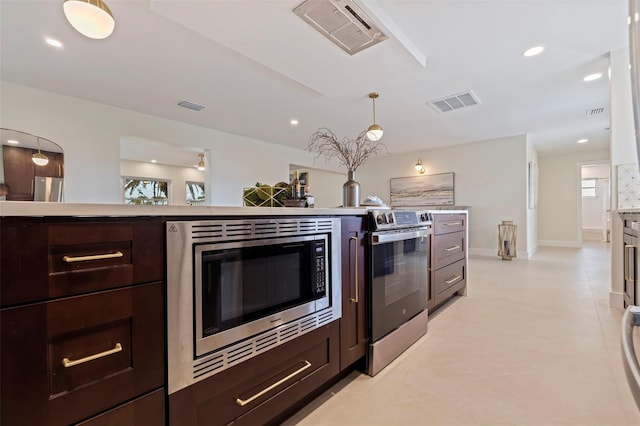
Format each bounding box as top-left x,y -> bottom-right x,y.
0,202 -> 368,426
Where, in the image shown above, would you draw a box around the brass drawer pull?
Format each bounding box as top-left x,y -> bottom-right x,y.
444,245 -> 461,252
350,236 -> 359,303
443,222 -> 462,226
62,343 -> 123,368
444,275 -> 462,285
235,360 -> 312,407
62,251 -> 124,263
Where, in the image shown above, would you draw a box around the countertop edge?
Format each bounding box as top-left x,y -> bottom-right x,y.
0,201 -> 368,217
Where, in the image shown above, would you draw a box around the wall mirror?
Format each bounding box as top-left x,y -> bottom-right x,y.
120,136 -> 206,206
0,128 -> 64,202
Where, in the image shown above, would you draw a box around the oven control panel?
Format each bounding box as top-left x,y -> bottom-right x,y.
368,209 -> 432,230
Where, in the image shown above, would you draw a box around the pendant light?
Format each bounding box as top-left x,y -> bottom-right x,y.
63,0 -> 115,40
32,137 -> 49,167
414,159 -> 425,174
197,153 -> 205,171
366,92 -> 383,141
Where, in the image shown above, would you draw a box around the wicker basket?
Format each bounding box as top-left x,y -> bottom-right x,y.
242,186 -> 288,207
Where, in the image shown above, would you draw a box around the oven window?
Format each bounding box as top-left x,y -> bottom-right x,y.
200,242 -> 315,337
371,236 -> 428,341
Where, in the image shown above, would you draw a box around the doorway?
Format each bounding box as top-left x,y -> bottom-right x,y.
580,162 -> 611,243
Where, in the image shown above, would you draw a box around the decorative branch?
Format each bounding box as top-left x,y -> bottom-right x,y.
307,128 -> 387,171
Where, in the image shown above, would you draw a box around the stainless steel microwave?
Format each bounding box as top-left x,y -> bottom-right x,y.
165,217 -> 342,394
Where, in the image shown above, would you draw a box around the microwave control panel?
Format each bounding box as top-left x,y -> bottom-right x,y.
314,240 -> 326,295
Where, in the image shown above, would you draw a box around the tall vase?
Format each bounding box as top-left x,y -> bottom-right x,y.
343,169 -> 360,207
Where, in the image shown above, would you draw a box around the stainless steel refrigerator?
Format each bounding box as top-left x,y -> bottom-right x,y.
34,176 -> 63,202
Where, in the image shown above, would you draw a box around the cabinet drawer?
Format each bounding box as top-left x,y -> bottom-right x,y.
0,282 -> 164,426
169,321 -> 340,426
433,213 -> 466,235
1,218 -> 163,306
434,259 -> 466,304
433,231 -> 465,269
77,388 -> 165,426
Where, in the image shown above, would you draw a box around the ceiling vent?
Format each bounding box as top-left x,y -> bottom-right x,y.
178,100 -> 205,111
428,91 -> 480,113
585,107 -> 605,116
293,0 -> 387,55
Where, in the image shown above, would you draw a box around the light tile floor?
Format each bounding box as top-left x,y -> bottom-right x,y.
284,242 -> 640,426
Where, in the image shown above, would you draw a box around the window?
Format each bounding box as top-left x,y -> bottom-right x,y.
581,179 -> 597,198
186,181 -> 205,206
123,178 -> 169,205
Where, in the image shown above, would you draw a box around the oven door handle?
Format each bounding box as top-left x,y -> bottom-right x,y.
370,228 -> 430,245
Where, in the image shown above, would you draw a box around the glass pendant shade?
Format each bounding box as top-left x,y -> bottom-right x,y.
414,159 -> 425,173
32,151 -> 49,166
63,0 -> 115,40
197,153 -> 205,171
366,124 -> 383,141
32,137 -> 50,166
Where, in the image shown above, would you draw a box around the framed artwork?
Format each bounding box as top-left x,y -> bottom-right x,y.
528,161 -> 538,209
390,172 -> 455,207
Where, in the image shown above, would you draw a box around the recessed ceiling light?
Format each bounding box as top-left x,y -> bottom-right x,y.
151,159 -> 157,163
45,38 -> 63,48
523,45 -> 544,57
7,139 -> 19,144
583,73 -> 602,82
577,139 -> 589,144
290,119 -> 299,126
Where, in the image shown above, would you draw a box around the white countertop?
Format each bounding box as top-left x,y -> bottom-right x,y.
0,201 -> 368,217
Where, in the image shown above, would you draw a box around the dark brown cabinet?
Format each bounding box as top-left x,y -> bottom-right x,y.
0,217 -> 165,426
622,212 -> 639,307
429,212 -> 467,311
2,145 -> 64,201
168,321 -> 340,426
340,216 -> 367,370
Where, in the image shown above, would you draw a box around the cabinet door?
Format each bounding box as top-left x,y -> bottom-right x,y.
624,232 -> 637,307
2,145 -> 35,200
340,216 -> 367,370
0,282 -> 164,426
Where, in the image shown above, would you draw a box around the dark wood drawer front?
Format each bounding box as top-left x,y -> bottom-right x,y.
169,321 -> 340,426
0,282 -> 164,426
77,388 -> 165,426
434,259 -> 466,302
434,214 -> 466,235
433,231 -> 465,269
1,218 -> 163,306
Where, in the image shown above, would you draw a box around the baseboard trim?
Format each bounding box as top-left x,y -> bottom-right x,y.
610,291 -> 624,310
538,240 -> 581,248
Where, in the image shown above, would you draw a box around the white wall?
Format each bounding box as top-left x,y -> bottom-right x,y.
610,47 -> 639,306
357,135 -> 528,257
120,160 -> 204,205
526,138 -> 539,256
538,149 -> 609,247
0,82 -> 326,205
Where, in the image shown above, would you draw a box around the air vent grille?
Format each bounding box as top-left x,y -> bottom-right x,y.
293,0 -> 387,55
191,218 -> 334,241
428,91 -> 480,113
585,107 -> 605,116
178,100 -> 205,111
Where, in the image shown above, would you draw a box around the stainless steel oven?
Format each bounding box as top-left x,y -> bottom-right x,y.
166,217 -> 341,394
367,210 -> 431,376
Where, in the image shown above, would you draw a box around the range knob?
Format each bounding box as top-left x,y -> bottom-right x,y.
376,214 -> 385,225
387,213 -> 394,223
